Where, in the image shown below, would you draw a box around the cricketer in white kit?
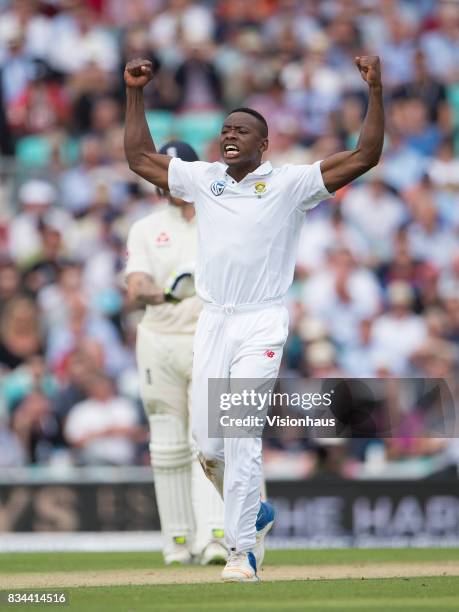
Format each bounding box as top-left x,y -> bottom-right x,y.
125,141 -> 226,566
124,54 -> 384,581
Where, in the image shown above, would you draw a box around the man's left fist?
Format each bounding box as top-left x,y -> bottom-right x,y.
355,56 -> 382,87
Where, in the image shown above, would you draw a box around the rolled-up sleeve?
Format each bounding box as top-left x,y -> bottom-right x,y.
125,221 -> 150,277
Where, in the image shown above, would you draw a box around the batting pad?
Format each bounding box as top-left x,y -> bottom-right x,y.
149,413 -> 195,556
191,453 -> 225,555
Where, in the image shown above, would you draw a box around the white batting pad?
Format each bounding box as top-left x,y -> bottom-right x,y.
149,413 -> 195,557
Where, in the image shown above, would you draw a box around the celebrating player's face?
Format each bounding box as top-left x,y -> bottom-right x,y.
220,113 -> 268,166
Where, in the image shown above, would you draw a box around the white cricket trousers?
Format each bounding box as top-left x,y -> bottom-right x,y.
191,301 -> 289,553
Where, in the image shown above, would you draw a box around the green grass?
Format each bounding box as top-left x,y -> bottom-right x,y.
1,549 -> 459,611
1,578 -> 459,612
1,547 -> 459,574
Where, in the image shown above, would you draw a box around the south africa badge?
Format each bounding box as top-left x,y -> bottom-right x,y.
254,181 -> 267,195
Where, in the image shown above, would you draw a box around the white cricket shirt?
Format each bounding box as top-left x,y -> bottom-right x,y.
125,205 -> 201,334
168,158 -> 333,305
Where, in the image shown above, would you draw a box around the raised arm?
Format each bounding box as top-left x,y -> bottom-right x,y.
321,56 -> 384,193
124,58 -> 171,190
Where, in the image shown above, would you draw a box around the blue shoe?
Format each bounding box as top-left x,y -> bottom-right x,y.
254,501 -> 275,569
221,550 -> 259,582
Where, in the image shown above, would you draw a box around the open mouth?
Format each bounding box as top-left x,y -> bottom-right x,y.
224,144 -> 240,159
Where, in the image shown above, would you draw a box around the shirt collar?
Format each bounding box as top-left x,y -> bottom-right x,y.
222,160 -> 273,179
250,161 -> 273,176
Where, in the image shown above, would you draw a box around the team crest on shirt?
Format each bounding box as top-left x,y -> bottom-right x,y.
254,182 -> 267,195
211,180 -> 226,196
155,231 -> 171,246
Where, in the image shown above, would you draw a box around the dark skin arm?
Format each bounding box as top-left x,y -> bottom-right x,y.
124,59 -> 171,190
321,56 -> 384,193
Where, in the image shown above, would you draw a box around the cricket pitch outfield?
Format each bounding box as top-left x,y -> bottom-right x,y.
1,548 -> 459,611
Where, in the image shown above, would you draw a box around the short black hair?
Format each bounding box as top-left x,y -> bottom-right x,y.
227,107 -> 268,137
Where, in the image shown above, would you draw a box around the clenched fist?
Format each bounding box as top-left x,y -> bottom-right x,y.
124,58 -> 154,89
355,56 -> 382,88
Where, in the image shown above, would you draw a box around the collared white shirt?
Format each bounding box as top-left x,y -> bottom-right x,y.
168,158 -> 332,305
65,396 -> 138,465
125,204 -> 201,334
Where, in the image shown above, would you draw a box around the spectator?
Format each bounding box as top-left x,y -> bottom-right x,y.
1,354 -> 57,415
7,61 -> 70,137
0,295 -> 43,371
11,390 -> 60,463
296,208 -> 369,275
377,228 -> 424,291
51,344 -> 103,439
341,169 -> 406,262
262,0 -> 320,51
303,340 -> 344,378
64,372 -> 141,465
406,193 -> 457,268
284,40 -> 342,142
370,281 -> 428,373
46,294 -> 132,377
428,137 -> 459,192
439,248 -> 459,297
380,128 -> 428,191
441,286 -> 459,343
48,2 -> 119,75
0,258 -> 21,306
0,414 -> 26,467
0,64 -> 13,154
340,318 -> 378,377
421,1 -> 459,83
59,135 -> 107,215
302,247 -> 381,346
149,0 -> 215,65
0,0 -> 52,63
0,22 -> 36,111
7,179 -> 66,265
37,259 -> 84,331
376,15 -> 416,88
393,49 -> 449,126
174,44 -> 223,112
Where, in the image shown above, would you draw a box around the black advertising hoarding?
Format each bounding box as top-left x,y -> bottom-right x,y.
268,479 -> 459,547
1,478 -> 459,546
0,483 -> 159,532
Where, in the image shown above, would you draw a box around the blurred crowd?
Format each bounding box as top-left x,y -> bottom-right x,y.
0,0 -> 459,476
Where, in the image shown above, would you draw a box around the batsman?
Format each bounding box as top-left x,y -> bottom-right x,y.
125,141 -> 226,566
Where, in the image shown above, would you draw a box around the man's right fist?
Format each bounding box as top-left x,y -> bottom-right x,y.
124,58 -> 153,89
354,56 -> 381,88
